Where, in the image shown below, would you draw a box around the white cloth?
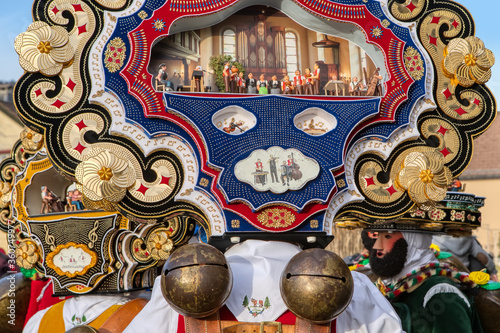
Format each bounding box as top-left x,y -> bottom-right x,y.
386,232 -> 438,285
124,276 -> 179,333
125,240 -> 403,333
23,295 -> 130,333
336,272 -> 403,333
224,240 -> 300,322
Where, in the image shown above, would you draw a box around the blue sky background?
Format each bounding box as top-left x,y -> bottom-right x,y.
0,0 -> 498,102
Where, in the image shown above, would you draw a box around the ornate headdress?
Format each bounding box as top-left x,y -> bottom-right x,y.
1,0 -> 495,296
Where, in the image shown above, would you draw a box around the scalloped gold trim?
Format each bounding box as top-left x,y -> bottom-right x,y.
46,242 -> 97,278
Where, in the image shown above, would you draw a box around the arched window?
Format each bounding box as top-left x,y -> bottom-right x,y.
285,32 -> 298,77
223,29 -> 236,60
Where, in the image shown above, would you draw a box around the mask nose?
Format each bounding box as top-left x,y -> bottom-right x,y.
372,236 -> 383,252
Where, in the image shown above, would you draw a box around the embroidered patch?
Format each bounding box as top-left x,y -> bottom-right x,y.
242,295 -> 271,317
71,314 -> 88,326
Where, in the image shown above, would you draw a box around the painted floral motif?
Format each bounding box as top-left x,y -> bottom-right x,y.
443,36 -> 494,87
410,209 -> 426,218
15,241 -> 40,270
257,208 -> 295,229
71,314 -> 88,326
428,208 -> 446,221
404,46 -> 424,81
231,219 -> 240,228
146,230 -> 173,260
104,37 -> 126,73
14,22 -> 74,76
20,128 -> 43,151
153,19 -> 165,32
450,210 -> 466,222
242,295 -> 271,317
370,26 -> 383,39
396,151 -> 452,207
75,148 -> 135,204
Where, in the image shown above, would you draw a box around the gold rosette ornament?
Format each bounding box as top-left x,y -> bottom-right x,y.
14,21 -> 74,76
443,36 -> 495,87
396,151 -> 452,207
469,270 -> 490,285
75,149 -> 136,205
15,240 -> 40,270
146,230 -> 174,260
20,128 -> 44,152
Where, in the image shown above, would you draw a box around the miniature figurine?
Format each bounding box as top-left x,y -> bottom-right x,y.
40,186 -> 63,214
303,68 -> 313,95
366,68 -> 383,96
190,65 -> 204,92
156,63 -> 168,86
448,178 -> 463,192
269,75 -> 281,94
349,76 -> 363,96
311,63 -> 321,95
65,190 -> 75,211
237,72 -> 246,93
246,73 -> 257,94
257,74 -> 268,94
293,70 -> 304,95
281,75 -> 292,95
71,189 -> 84,210
230,65 -> 239,93
223,61 -> 231,93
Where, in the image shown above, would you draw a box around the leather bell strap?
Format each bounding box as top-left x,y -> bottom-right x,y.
184,314 -> 331,333
99,298 -> 148,333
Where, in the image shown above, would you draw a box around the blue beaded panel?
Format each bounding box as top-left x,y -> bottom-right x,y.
166,94 -> 379,209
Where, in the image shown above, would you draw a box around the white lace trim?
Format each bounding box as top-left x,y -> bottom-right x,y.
423,283 -> 470,308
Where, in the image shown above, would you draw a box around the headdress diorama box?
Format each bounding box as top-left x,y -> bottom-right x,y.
1,0 -> 496,317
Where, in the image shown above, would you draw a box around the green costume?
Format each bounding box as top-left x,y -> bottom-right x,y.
391,275 -> 483,333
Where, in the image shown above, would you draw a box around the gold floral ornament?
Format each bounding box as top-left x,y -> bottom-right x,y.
14,21 -> 74,76
104,37 -> 126,73
146,230 -> 174,260
75,149 -> 136,205
396,151 -> 452,207
443,36 -> 495,87
469,269 -> 490,285
0,181 -> 12,209
20,128 -> 43,152
404,46 -> 424,81
15,240 -> 40,270
257,208 -> 296,229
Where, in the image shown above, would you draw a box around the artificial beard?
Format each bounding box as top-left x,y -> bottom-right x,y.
369,238 -> 408,279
